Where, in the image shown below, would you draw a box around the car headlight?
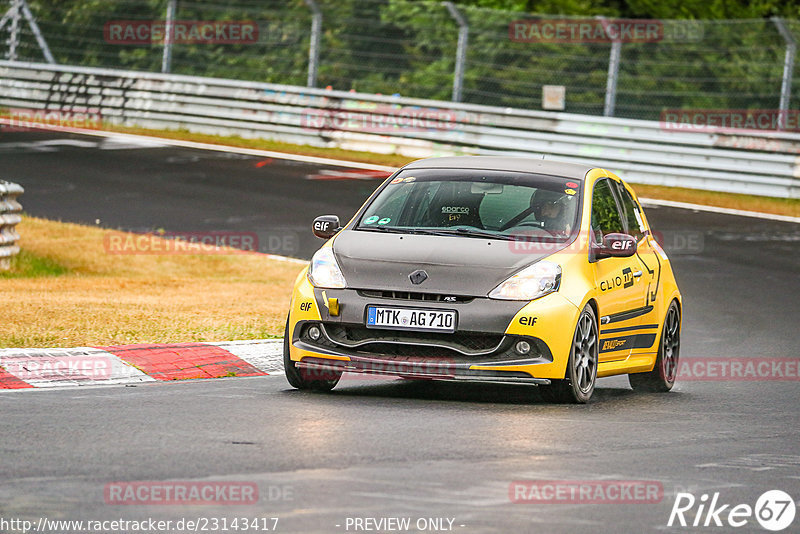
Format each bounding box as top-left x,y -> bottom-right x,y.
307,247 -> 347,289
488,261 -> 561,301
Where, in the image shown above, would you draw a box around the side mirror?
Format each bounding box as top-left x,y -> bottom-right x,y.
593,233 -> 637,260
312,215 -> 341,239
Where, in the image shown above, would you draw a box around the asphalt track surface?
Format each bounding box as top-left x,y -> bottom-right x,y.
1,130 -> 799,533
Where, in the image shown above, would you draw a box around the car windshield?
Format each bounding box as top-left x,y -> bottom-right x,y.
356,168 -> 581,242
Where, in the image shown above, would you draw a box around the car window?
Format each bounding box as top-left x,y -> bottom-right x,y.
372,181 -> 413,222
356,169 -> 581,241
591,179 -> 624,243
614,183 -> 646,240
479,184 -> 531,227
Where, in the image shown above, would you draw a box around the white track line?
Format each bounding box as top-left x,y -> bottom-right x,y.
260,254 -> 308,265
639,198 -> 800,224
0,119 -> 396,171
4,120 -> 795,223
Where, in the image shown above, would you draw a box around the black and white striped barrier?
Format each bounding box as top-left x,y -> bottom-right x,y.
0,180 -> 23,270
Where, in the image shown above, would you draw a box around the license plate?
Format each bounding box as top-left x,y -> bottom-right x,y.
366,306 -> 456,333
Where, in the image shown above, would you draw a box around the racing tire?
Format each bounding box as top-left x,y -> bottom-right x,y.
629,301 -> 680,392
283,316 -> 342,392
540,304 -> 598,404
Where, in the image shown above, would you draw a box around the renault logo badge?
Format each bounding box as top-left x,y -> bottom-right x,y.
409,269 -> 428,285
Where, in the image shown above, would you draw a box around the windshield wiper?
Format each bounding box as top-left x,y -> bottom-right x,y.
357,226 -> 409,234
418,228 -> 516,241
358,226 -> 515,240
358,226 -> 448,236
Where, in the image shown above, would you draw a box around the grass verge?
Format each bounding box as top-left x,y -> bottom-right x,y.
1,216 -> 305,348
633,184 -> 799,217
103,124 -> 416,168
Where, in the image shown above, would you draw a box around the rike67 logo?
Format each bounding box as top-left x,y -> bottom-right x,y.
669,490 -> 795,531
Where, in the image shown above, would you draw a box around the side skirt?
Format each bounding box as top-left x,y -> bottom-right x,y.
597,353 -> 657,378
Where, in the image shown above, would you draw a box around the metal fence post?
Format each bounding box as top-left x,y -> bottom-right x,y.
1,0 -> 55,63
0,5 -> 11,30
161,0 -> 177,73
19,0 -> 55,63
305,0 -> 322,88
772,17 -> 796,130
598,16 -> 621,117
443,2 -> 468,102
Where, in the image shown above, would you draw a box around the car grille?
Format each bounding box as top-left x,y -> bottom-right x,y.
358,290 -> 474,303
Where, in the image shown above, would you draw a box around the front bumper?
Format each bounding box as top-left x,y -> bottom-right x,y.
295,356 -> 553,385
287,272 -> 580,381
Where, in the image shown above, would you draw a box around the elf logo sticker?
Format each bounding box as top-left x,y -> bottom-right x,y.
314,220 -> 334,233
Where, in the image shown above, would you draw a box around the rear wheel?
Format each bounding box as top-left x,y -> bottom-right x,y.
629,301 -> 680,392
283,316 -> 342,391
540,304 -> 598,404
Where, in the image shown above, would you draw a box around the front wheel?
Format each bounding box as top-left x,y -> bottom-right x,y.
540,304 -> 598,404
629,301 -> 680,392
283,316 -> 342,392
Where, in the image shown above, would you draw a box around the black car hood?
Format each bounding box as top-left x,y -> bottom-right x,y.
333,230 -> 558,296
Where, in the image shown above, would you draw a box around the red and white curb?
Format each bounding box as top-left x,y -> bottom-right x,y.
0,340 -> 283,390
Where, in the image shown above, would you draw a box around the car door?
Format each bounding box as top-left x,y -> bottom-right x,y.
611,181 -> 663,357
590,178 -> 648,362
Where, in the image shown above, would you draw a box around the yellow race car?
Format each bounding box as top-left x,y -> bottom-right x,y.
284,157 -> 681,403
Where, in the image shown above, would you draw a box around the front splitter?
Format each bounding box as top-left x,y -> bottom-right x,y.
296,357 -> 552,386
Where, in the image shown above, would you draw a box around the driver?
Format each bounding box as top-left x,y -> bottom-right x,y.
530,190 -> 568,234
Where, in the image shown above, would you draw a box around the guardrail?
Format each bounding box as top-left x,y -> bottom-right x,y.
0,181 -> 23,270
1,60 -> 799,198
